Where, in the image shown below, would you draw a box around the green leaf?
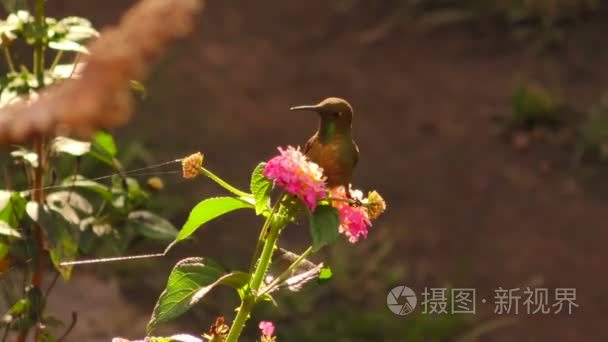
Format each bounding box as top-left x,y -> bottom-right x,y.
114,335 -> 203,342
36,327 -> 56,342
61,175 -> 112,201
89,131 -> 117,167
51,136 -> 91,156
43,315 -> 65,328
0,191 -> 26,228
57,16 -> 99,42
27,203 -> 77,279
309,205 -> 340,252
147,257 -> 249,334
10,298 -> 29,314
0,220 -> 21,238
1,0 -> 28,13
128,210 -> 178,241
318,266 -> 333,284
51,63 -> 84,79
10,148 -> 38,167
46,191 -> 93,224
48,39 -> 89,54
250,162 -> 272,215
175,197 -> 253,242
0,242 -> 9,259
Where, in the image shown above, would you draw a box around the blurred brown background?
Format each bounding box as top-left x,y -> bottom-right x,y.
37,0 -> 608,341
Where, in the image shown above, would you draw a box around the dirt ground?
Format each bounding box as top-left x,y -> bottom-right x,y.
40,0 -> 608,341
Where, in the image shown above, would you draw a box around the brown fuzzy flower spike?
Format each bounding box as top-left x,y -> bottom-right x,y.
182,152 -> 204,179
0,0 -> 204,145
366,190 -> 386,220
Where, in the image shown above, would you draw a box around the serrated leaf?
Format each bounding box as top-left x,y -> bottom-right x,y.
147,257 -> 248,334
128,210 -> 178,241
51,136 -> 91,156
48,39 -> 89,54
250,162 -> 272,215
309,205 -> 339,252
174,197 -> 253,242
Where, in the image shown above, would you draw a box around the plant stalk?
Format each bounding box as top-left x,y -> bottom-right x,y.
23,1 -> 47,341
225,203 -> 287,342
199,167 -> 251,199
33,0 -> 45,88
2,47 -> 15,73
248,194 -> 283,274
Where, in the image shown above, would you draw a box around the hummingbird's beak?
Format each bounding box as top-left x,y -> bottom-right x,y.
289,105 -> 319,112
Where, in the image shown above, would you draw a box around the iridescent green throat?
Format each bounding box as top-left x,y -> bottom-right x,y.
320,121 -> 335,143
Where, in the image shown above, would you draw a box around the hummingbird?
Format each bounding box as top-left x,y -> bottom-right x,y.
290,97 -> 359,199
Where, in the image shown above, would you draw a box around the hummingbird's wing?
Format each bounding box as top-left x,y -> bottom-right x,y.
303,133 -> 318,155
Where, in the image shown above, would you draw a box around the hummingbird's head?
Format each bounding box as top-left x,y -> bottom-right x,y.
290,97 -> 353,127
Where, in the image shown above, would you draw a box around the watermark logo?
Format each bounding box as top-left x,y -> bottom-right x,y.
387,286 -> 417,315
387,286 -> 578,315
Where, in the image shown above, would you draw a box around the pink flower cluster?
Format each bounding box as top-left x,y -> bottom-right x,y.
259,321 -> 275,338
264,146 -> 327,210
331,187 -> 372,243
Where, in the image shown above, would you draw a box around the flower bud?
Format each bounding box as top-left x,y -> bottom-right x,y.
181,152 -> 203,179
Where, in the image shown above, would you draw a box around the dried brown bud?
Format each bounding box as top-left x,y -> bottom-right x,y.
146,176 -> 164,191
182,152 -> 204,179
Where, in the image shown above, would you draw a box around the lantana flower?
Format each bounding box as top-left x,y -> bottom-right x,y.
331,186 -> 372,243
264,146 -> 327,211
365,190 -> 386,220
259,321 -> 276,342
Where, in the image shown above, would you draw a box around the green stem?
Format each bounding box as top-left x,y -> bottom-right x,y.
199,167 -> 251,198
2,46 -> 15,73
33,0 -> 45,88
259,246 -> 313,296
226,201 -> 288,342
27,2 -> 46,341
49,50 -> 63,73
249,215 -> 283,291
226,297 -> 254,342
68,52 -> 81,78
248,193 -> 283,274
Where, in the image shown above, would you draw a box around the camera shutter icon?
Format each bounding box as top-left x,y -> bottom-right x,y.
387,286 -> 417,315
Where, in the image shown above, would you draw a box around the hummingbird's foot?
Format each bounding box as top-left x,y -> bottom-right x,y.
349,198 -> 363,207
346,190 -> 363,207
